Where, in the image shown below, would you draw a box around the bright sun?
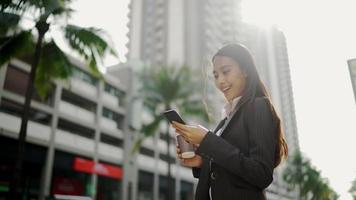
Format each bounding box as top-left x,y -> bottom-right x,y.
241,0 -> 287,28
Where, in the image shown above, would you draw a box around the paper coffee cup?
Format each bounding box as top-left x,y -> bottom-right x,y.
176,135 -> 195,159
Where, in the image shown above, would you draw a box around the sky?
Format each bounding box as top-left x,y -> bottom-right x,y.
67,0 -> 356,199
241,0 -> 356,199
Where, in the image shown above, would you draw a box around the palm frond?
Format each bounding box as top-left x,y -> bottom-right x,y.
131,115 -> 164,154
41,0 -> 73,20
0,0 -> 12,10
35,40 -> 73,97
0,12 -> 20,35
64,24 -> 117,78
0,31 -> 34,66
0,0 -> 25,11
179,98 -> 211,122
134,65 -> 210,153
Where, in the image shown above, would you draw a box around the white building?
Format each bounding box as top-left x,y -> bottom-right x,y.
0,56 -> 197,200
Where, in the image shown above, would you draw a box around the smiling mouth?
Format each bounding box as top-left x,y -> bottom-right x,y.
222,87 -> 231,93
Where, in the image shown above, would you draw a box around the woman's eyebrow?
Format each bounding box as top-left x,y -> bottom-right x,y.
212,65 -> 231,74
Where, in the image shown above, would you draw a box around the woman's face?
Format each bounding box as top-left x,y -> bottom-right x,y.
212,55 -> 247,102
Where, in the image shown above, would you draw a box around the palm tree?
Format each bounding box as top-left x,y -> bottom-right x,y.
0,0 -> 117,198
132,65 -> 209,200
283,151 -> 339,200
349,178 -> 356,200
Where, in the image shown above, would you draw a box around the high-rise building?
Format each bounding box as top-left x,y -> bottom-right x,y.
127,0 -> 299,200
238,24 -> 299,200
126,0 -> 242,68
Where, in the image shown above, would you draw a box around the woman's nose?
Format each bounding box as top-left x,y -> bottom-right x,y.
217,75 -> 226,85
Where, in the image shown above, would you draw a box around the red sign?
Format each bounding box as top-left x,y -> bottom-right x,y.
52,177 -> 84,195
73,157 -> 123,179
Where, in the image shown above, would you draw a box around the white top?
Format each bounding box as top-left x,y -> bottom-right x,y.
222,96 -> 242,119
216,96 -> 242,136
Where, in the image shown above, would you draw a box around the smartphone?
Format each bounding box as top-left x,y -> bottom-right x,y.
162,110 -> 186,124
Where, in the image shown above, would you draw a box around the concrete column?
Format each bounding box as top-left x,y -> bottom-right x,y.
91,80 -> 104,199
175,163 -> 181,200
39,83 -> 62,200
121,67 -> 139,200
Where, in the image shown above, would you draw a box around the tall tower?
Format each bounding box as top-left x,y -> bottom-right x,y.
237,24 -> 299,199
127,0 -> 242,68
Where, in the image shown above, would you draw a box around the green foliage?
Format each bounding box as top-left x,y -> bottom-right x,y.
64,24 -> 117,78
35,40 -> 73,97
0,12 -> 20,34
0,0 -> 117,98
0,31 -> 34,66
283,151 -> 339,200
349,178 -> 356,200
131,65 -> 210,154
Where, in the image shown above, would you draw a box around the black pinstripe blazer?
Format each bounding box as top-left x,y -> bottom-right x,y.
192,97 -> 277,200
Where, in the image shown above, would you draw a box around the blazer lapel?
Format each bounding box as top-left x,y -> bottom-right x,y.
213,117 -> 227,134
219,108 -> 243,138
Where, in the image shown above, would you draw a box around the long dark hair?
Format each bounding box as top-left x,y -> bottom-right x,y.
212,43 -> 288,168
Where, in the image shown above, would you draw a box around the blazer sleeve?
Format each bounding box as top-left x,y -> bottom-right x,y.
195,97 -> 277,189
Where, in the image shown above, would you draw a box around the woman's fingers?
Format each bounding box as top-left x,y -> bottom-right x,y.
175,129 -> 190,142
176,145 -> 183,160
172,121 -> 191,131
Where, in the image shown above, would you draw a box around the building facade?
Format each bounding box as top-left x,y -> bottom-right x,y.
0,56 -> 196,200
0,57 -> 127,199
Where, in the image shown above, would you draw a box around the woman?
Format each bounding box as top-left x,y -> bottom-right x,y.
172,43 -> 288,200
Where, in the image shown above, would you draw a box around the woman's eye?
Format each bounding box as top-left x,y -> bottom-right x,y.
213,74 -> 218,79
223,69 -> 230,75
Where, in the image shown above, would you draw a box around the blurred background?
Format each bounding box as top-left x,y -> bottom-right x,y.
1,0 -> 356,200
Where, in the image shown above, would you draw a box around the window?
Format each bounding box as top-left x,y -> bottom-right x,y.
72,67 -> 98,86
104,83 -> 126,106
61,89 -> 97,112
0,98 -> 52,125
4,65 -> 55,106
57,118 -> 95,139
138,170 -> 154,200
139,147 -> 155,157
159,153 -> 176,163
102,107 -> 124,129
100,133 -> 123,148
180,181 -> 194,200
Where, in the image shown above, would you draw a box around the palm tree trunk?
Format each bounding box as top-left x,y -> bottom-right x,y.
9,21 -> 49,199
165,105 -> 174,200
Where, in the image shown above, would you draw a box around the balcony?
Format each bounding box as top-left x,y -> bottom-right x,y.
0,112 -> 51,142
55,129 -> 95,153
142,137 -> 155,148
70,78 -> 97,99
158,138 -> 176,155
102,92 -> 119,108
59,100 -> 95,123
98,142 -> 123,161
137,154 -> 156,171
99,117 -> 118,131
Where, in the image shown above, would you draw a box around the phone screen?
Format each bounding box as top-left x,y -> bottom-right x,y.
162,110 -> 185,124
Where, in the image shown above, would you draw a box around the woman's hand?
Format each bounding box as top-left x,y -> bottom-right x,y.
172,121 -> 209,145
176,144 -> 202,168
